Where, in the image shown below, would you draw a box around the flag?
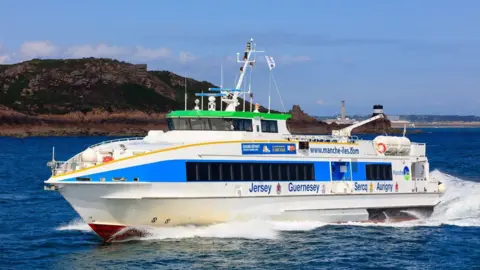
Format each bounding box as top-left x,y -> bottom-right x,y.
265,55 -> 276,70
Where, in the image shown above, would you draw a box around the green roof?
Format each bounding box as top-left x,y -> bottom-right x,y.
167,110 -> 291,120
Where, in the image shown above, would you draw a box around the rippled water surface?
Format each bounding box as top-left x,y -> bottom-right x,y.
1,129 -> 479,269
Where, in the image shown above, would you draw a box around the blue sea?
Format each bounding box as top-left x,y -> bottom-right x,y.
1,129 -> 479,269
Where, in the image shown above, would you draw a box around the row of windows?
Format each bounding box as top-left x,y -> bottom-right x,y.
168,118 -> 253,131
366,164 -> 393,180
186,162 -> 315,181
184,162 -> 393,181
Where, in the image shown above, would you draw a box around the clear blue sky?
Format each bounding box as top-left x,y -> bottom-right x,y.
1,0 -> 479,116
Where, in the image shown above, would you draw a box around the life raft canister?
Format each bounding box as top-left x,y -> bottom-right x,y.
102,156 -> 114,163
376,142 -> 387,154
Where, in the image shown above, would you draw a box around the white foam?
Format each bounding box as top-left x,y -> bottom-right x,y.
136,220 -> 280,241
336,170 -> 480,228
56,218 -> 92,232
428,170 -> 480,226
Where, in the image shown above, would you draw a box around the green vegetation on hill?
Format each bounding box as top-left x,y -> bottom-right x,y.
0,64 -> 9,73
0,58 -> 278,115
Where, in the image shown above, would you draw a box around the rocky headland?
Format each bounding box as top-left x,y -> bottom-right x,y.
0,58 -> 403,137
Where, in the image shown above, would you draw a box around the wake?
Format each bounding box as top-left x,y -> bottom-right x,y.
55,170 -> 480,241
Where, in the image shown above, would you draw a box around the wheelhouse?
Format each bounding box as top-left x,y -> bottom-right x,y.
166,110 -> 291,134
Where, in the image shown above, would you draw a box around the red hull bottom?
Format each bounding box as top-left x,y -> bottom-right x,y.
88,224 -> 149,242
88,216 -> 420,243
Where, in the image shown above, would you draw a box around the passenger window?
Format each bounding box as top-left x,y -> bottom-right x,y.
365,164 -> 392,180
186,162 -> 315,181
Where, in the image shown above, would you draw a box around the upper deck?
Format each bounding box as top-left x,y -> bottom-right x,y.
167,110 -> 292,120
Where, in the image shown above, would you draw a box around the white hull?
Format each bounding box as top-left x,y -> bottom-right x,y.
57,182 -> 441,241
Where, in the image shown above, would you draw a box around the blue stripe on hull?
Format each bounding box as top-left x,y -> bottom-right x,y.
62,160 -> 393,182
314,162 -> 331,181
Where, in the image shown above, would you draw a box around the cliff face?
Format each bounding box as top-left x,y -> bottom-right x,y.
0,58 -> 395,137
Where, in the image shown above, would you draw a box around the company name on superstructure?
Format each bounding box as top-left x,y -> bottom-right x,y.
310,146 -> 360,155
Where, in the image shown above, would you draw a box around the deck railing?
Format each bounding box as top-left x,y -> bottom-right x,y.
282,134 -> 359,143
50,160 -> 98,176
88,137 -> 144,149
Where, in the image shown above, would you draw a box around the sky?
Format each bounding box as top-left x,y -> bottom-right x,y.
1,0 -> 480,116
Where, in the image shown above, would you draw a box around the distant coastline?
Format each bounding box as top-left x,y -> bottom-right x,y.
411,122 -> 480,128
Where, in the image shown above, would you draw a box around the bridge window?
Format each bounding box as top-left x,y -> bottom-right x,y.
366,164 -> 392,180
190,118 -> 210,130
168,118 -> 253,132
261,120 -> 278,133
167,118 -> 191,130
186,162 -> 315,181
209,118 -> 232,131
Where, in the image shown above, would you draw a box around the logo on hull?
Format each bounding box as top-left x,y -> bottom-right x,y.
403,166 -> 410,181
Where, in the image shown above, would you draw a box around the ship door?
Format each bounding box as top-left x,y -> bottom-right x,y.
253,117 -> 261,137
330,161 -> 352,181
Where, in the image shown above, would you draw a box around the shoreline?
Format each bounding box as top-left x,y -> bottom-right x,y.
0,125 -> 415,138
392,122 -> 480,129
412,125 -> 480,128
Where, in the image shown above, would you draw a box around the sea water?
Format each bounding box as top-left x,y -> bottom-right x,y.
0,129 -> 479,269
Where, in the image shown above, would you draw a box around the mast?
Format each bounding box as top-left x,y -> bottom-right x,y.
223,38 -> 264,112
220,63 -> 223,111
235,39 -> 253,90
184,72 -> 187,110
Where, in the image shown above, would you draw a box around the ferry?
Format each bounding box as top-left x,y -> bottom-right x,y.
44,39 -> 445,242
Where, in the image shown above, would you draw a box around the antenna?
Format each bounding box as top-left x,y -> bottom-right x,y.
220,63 -> 223,111
184,72 -> 187,110
268,71 -> 272,113
248,43 -> 255,112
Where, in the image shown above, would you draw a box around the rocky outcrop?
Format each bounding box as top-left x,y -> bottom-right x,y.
287,104 -> 397,135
